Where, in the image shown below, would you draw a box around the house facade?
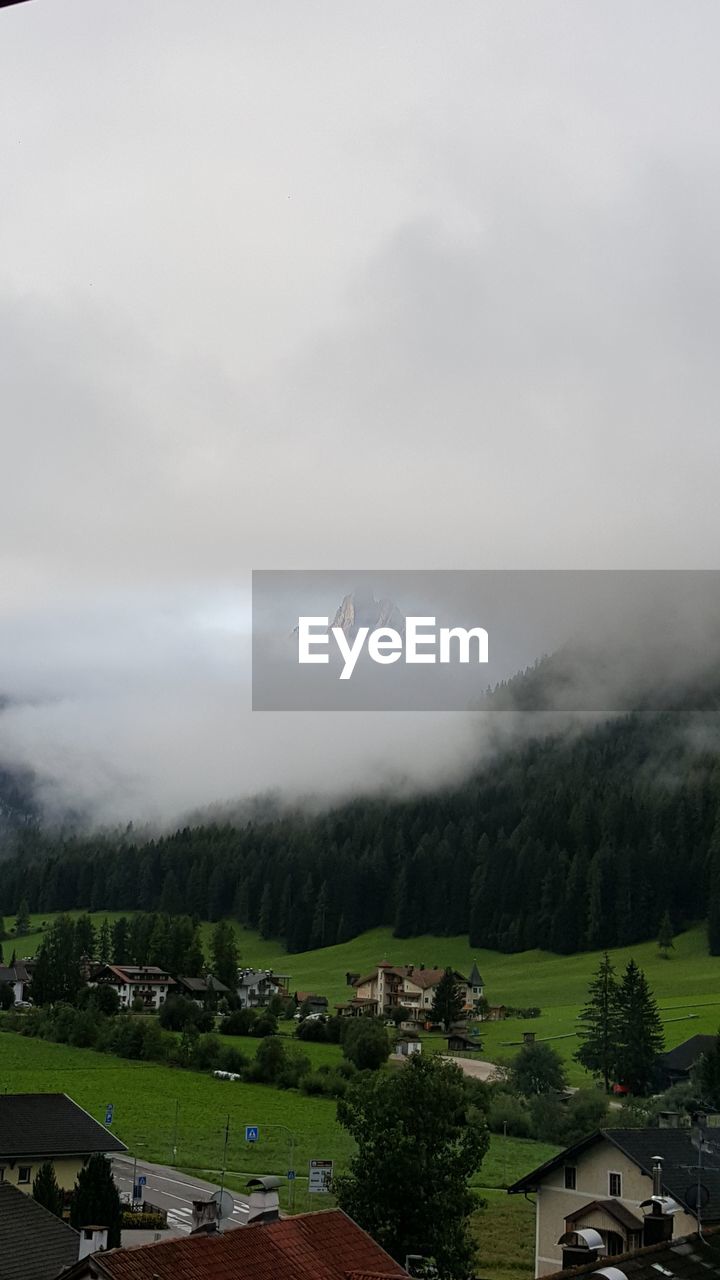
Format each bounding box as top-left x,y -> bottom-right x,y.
237,969 -> 289,1008
0,961 -> 31,1004
509,1128 -> 714,1276
175,975 -> 230,1005
89,964 -> 175,1010
342,961 -> 480,1024
0,1093 -> 126,1198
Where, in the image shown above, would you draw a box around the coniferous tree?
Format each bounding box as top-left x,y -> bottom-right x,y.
74,914 -> 96,961
694,1031 -> 720,1108
111,917 -> 130,965
15,899 -> 30,936
31,915 -> 82,1005
70,1154 -> 122,1248
211,920 -> 239,991
707,822 -> 720,956
614,960 -> 664,1095
430,968 -> 466,1032
32,1161 -> 64,1218
575,952 -> 620,1093
184,927 -> 205,977
97,917 -> 112,963
658,911 -> 674,959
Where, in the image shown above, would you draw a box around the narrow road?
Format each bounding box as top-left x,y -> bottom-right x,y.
112,1156 -> 249,1235
440,1055 -> 502,1081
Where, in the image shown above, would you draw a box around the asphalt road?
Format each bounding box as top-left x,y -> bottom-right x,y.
112,1156 -> 250,1234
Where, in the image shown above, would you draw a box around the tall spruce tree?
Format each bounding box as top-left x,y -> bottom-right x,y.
70,1154 -> 122,1248
694,1031 -> 720,1108
211,920 -> 239,991
97,917 -> 112,963
430,968 -> 466,1032
575,952 -> 620,1093
658,911 -> 674,959
15,899 -> 29,936
614,959 -> 664,1095
708,821 -> 720,956
32,1160 -> 64,1218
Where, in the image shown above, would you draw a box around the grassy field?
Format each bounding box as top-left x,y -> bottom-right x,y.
0,1024 -> 557,1279
11,913 -> 720,1087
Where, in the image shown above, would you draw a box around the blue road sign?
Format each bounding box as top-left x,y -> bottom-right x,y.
104,1105 -> 114,1126
245,1125 -> 259,1143
138,1176 -> 147,1186
287,1170 -> 296,1181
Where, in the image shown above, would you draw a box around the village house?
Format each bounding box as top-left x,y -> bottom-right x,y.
89,964 -> 176,1010
174,974 -> 230,1004
294,991 -> 329,1016
658,1035 -> 716,1089
508,1127 -> 720,1276
338,960 -> 482,1025
0,959 -> 31,1005
236,968 -> 289,1009
62,1205 -> 408,1280
0,1093 -> 126,1199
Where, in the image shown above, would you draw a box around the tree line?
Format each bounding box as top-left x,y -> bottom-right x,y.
2,709 -> 720,956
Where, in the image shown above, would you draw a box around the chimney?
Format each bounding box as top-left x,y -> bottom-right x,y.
245,1176 -> 281,1224
77,1226 -> 109,1260
641,1159 -> 675,1246
190,1199 -> 220,1233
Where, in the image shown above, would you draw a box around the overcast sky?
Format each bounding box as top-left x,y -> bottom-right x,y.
1,1 -> 719,823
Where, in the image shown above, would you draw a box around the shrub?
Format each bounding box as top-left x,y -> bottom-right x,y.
487,1091 -> 533,1139
68,1010 -> 102,1049
342,1019 -> 391,1071
121,1210 -> 166,1230
159,996 -> 201,1032
254,1011 -> 278,1037
252,1036 -> 287,1083
191,1033 -> 223,1072
220,1008 -> 257,1036
217,1045 -> 248,1074
296,1018 -> 328,1043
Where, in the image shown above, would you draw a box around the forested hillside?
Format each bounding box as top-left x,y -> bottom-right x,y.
1,708 -> 719,956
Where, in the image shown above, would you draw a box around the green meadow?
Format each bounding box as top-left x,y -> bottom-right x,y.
0,1026 -> 556,1279
11,913 -> 720,1087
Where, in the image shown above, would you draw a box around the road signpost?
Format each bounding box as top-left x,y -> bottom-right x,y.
308,1159 -> 334,1193
104,1104 -> 114,1126
245,1125 -> 259,1143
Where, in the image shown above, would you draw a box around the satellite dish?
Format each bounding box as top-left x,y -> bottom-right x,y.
211,1189 -> 235,1223
685,1183 -> 710,1211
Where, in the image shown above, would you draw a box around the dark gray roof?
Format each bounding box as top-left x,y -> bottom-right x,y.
542,1224 -> 720,1280
661,1035 -> 717,1073
509,1127 -> 720,1222
468,962 -> 484,987
0,1181 -> 79,1280
176,975 -> 230,994
0,1094 -> 127,1158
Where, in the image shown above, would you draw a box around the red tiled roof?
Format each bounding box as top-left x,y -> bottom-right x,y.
77,1210 -> 406,1280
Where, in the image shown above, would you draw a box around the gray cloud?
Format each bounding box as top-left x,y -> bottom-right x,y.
1,1 -> 720,823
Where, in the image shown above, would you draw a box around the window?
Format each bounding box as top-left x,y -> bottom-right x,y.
0,1168 -> 5,1183
18,1166 -> 31,1184
564,1166 -> 577,1190
609,1172 -> 622,1197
